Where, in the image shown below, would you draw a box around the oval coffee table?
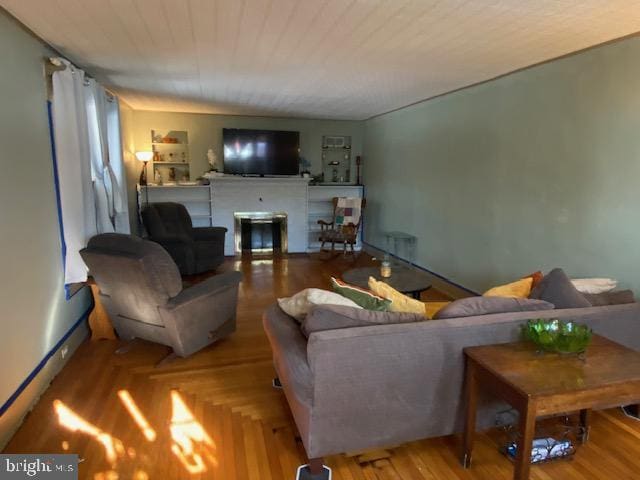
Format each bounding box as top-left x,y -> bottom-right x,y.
342,266 -> 431,299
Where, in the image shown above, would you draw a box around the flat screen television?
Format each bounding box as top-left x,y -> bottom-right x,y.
222,128 -> 300,176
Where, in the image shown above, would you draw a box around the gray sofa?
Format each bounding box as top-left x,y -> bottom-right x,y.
263,301 -> 640,470
141,202 -> 226,275
81,233 -> 242,358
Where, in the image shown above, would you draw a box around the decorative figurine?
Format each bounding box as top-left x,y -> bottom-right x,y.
299,156 -> 311,178
207,149 -> 218,171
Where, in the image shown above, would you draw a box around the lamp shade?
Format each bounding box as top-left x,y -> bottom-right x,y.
135,151 -> 153,162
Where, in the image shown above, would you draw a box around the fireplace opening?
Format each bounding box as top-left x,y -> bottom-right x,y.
234,212 -> 288,255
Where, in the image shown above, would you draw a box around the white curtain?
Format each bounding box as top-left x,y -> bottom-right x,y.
106,97 -> 130,233
52,62 -> 97,284
85,80 -> 129,234
51,60 -> 130,284
85,79 -> 113,234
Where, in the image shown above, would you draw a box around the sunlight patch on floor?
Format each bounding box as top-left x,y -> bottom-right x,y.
169,389 -> 217,474
53,389 -> 217,477
53,400 -> 124,465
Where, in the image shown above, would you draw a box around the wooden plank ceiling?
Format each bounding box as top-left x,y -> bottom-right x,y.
3,0 -> 640,119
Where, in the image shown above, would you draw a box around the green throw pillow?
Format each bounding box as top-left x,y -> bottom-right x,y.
330,277 -> 392,311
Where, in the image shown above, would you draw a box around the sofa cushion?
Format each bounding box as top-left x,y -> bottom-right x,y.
368,277 -> 427,315
434,297 -> 555,319
301,305 -> 424,337
483,277 -> 533,298
424,301 -> 452,319
330,277 -> 391,311
277,288 -> 361,322
571,278 -> 617,294
529,268 -> 591,309
583,290 -> 635,306
523,271 -> 544,289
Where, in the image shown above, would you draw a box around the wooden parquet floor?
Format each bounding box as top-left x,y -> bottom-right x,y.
4,253 -> 640,479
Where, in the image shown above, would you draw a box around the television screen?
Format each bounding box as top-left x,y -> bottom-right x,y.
222,129 -> 300,176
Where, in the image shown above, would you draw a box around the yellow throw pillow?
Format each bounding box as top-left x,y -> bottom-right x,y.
368,277 -> 427,316
483,277 -> 533,299
424,301 -> 451,320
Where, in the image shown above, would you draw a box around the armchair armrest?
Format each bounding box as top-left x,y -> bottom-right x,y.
193,226 -> 227,242
159,270 -> 242,357
166,270 -> 242,309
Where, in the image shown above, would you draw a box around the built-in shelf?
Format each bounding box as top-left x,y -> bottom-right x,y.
151,129 -> 191,183
321,135 -> 352,183
138,184 -> 212,228
307,184 -> 364,252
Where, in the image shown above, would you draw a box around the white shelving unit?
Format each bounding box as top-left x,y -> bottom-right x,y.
137,185 -> 212,228
308,185 -> 364,252
151,129 -> 191,183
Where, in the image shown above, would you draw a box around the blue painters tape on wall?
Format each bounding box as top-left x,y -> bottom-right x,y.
0,301 -> 94,418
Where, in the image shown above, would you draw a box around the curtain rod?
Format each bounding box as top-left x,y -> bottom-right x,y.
46,57 -> 116,102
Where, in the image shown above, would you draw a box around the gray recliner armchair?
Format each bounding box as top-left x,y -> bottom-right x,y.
141,202 -> 226,275
81,233 -> 242,358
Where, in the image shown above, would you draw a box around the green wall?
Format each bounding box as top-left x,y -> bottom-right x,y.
363,36 -> 640,293
0,10 -> 92,424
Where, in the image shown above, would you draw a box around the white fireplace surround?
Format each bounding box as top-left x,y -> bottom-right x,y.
210,177 -> 309,256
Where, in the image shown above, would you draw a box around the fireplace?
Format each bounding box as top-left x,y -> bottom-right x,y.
234,212 -> 288,254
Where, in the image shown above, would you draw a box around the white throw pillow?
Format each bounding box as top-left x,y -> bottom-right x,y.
277,288 -> 362,322
571,278 -> 617,294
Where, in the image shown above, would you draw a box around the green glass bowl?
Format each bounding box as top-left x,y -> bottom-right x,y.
523,319 -> 592,354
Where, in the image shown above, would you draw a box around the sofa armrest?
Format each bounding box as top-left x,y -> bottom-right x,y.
166,271 -> 242,309
193,226 -> 227,242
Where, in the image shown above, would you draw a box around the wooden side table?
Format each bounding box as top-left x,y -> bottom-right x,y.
461,335 -> 640,480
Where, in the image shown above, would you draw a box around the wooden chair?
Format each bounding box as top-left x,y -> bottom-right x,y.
318,197 -> 366,256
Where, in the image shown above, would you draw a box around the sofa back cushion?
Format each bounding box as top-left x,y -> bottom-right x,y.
434,297 -> 554,319
302,305 -> 424,337
583,290 -> 635,306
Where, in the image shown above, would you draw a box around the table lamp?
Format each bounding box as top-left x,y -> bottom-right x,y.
136,151 -> 153,186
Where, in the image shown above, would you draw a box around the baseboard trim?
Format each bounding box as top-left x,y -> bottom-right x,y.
0,302 -> 93,448
362,241 -> 480,297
